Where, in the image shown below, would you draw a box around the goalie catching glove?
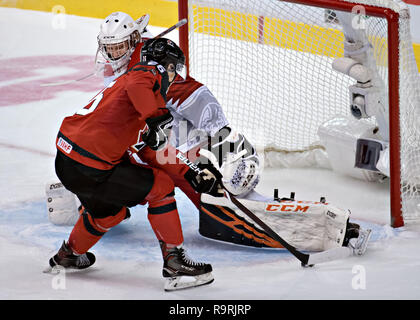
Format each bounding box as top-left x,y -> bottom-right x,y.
198,126 -> 261,196
142,110 -> 173,151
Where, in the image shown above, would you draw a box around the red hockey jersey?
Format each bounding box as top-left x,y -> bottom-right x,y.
127,42 -> 204,108
57,63 -> 169,170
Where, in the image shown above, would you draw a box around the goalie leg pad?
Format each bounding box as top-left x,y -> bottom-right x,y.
199,202 -> 283,248
200,194 -> 351,251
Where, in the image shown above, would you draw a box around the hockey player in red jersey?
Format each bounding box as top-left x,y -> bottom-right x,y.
48,38 -> 219,291
94,12 -> 259,208
91,12 -> 372,257
47,11 -> 273,245
46,12 -> 371,266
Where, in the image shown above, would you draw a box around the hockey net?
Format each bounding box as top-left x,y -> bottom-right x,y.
178,0 -> 420,227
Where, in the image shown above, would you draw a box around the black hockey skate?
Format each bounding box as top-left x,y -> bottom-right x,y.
343,220 -> 372,256
160,241 -> 214,291
44,241 -> 95,273
343,221 -> 360,247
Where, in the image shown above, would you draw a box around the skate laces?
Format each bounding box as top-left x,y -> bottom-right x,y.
178,247 -> 205,267
76,254 -> 91,267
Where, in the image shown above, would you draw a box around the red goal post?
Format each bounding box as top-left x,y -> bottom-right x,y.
178,0 -> 420,228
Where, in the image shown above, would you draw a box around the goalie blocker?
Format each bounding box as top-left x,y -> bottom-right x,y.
199,191 -> 366,252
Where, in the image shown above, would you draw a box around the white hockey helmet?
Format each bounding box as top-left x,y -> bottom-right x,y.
96,12 -> 149,77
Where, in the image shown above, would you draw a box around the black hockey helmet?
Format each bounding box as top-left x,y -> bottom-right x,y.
141,38 -> 186,75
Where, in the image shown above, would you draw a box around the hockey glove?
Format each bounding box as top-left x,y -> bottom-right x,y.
184,162 -> 224,197
143,110 -> 173,151
198,127 -> 261,196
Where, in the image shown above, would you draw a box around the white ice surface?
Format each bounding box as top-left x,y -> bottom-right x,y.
1,8 -> 420,301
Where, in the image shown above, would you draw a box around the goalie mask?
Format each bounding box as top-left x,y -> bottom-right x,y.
95,12 -> 149,78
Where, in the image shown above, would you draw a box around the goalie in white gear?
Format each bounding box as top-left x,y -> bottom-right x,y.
95,12 -> 150,84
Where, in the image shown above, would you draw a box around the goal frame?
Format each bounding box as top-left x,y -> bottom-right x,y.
178,0 -> 403,227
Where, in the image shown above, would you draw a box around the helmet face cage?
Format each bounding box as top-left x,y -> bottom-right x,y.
103,39 -> 130,61
98,31 -> 140,62
96,29 -> 141,79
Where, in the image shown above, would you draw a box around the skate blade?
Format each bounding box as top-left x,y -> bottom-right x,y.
164,272 -> 214,292
43,265 -> 65,274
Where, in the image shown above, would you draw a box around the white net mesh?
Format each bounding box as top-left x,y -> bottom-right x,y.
188,1 -> 353,152
396,7 -> 420,221
184,0 -> 420,222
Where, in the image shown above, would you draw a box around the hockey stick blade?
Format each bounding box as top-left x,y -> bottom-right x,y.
306,247 -> 353,266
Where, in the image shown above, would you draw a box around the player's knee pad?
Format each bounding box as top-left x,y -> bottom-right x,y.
68,207 -> 128,255
79,206 -> 129,234
94,207 -> 130,230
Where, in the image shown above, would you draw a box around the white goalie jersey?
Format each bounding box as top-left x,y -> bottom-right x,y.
165,75 -> 229,152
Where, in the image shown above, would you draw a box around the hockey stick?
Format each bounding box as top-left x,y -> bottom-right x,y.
40,73 -> 95,87
223,190 -> 358,267
177,151 -> 357,267
176,151 -> 311,265
40,19 -> 188,87
154,18 -> 187,39
223,190 -> 312,266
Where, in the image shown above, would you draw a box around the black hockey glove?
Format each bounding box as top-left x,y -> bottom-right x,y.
184,162 -> 224,197
143,110 -> 173,151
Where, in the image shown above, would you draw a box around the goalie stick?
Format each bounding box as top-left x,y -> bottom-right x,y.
176,151 -> 361,267
40,18 -> 188,87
